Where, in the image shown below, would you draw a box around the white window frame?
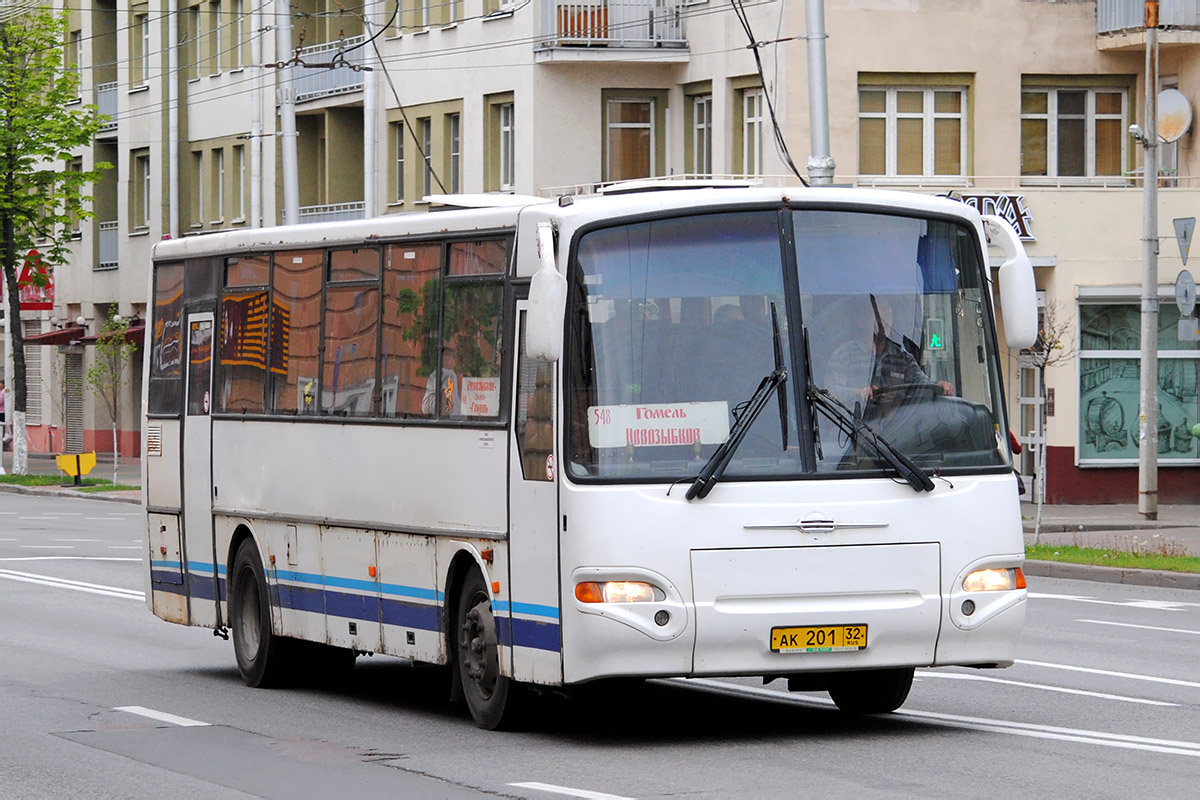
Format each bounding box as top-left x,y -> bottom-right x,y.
1020,86 -> 1128,185
420,117 -> 432,197
742,88 -> 764,177
135,152 -> 152,230
209,0 -> 222,75
212,147 -> 225,223
192,151 -> 204,226
448,112 -> 461,193
858,86 -> 968,183
233,144 -> 245,221
395,121 -> 406,201
499,102 -> 514,191
605,98 -> 655,183
134,13 -> 150,86
693,94 -> 712,176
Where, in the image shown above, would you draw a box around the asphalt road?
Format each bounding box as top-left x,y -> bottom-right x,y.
2,492 -> 1198,798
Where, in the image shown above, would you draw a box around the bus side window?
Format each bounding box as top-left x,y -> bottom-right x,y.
269,251 -> 324,414
148,262 -> 184,415
516,312 -> 554,481
382,243 -> 442,418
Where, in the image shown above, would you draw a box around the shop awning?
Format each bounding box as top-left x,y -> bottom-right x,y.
21,325 -> 86,346
78,324 -> 145,347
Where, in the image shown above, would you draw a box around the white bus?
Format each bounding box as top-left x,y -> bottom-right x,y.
143,184 -> 1037,729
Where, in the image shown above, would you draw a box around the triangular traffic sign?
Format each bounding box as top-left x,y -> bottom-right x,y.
1175,217 -> 1196,267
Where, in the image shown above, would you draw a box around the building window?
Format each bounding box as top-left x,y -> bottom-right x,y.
1021,86 -> 1127,182
692,94 -> 713,176
392,121 -> 406,202
233,144 -> 245,221
212,147 -> 225,222
191,151 -> 204,226
858,86 -> 966,179
446,112 -> 461,193
1078,299 -> 1199,464
132,148 -> 151,230
186,6 -> 201,80
230,0 -> 243,70
67,158 -> 83,238
65,29 -> 81,91
132,10 -> 150,86
606,98 -> 654,182
499,102 -> 514,190
420,117 -> 432,197
742,88 -> 764,176
208,0 -> 222,75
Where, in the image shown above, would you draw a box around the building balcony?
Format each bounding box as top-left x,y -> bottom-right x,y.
290,35 -> 368,103
536,0 -> 687,62
96,82 -> 117,133
97,220 -> 118,270
1097,0 -> 1200,49
299,202 -> 365,224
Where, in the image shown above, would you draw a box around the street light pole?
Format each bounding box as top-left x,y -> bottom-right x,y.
1137,0 -> 1160,519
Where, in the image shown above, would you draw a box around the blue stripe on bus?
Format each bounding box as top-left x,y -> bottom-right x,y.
493,600 -> 560,620
496,616 -> 562,652
150,564 -> 562,653
272,569 -> 443,603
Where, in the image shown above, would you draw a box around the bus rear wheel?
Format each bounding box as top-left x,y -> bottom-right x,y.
455,571 -> 516,729
827,667 -> 914,714
230,539 -> 289,688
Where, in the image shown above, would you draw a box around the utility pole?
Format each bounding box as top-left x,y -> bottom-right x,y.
1137,0 -> 1160,518
805,0 -> 834,185
276,0 -> 300,225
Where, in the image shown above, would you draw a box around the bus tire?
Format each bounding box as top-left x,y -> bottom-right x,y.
455,571 -> 515,729
230,539 -> 289,688
827,667 -> 914,714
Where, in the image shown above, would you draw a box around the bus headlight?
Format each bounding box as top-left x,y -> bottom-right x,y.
962,567 -> 1026,593
575,581 -> 659,603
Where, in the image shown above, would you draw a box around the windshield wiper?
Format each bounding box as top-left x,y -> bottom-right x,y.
806,384 -> 935,493
686,367 -> 788,501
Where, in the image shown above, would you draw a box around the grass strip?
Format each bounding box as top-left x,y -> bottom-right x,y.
1026,543 -> 1200,574
0,474 -> 139,491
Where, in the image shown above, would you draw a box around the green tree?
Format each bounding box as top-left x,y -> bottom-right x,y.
85,310 -> 135,485
1,8 -> 109,474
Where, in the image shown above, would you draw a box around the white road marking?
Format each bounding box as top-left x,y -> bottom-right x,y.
0,569 -> 143,600
1080,619 -> 1200,637
50,538 -> 100,543
508,783 -> 635,800
917,670 -> 1176,706
677,679 -> 1200,758
0,538 -> 16,541
114,706 -> 210,727
19,545 -> 74,550
0,556 -> 140,562
108,546 -> 142,551
1016,659 -> 1200,689
1030,592 -> 1198,611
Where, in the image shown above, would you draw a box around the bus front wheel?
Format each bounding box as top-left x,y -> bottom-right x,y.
455,571 -> 515,729
827,667 -> 914,714
230,539 -> 288,688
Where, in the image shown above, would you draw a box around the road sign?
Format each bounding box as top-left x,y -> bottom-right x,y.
1175,269 -> 1196,316
17,249 -> 54,310
1175,217 -> 1196,267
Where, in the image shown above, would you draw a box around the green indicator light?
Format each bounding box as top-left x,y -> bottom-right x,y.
927,319 -> 945,350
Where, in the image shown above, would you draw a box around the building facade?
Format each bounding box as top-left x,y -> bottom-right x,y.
4,0 -> 1199,502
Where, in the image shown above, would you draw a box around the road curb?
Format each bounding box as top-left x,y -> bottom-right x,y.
0,483 -> 142,506
1024,559 -> 1200,591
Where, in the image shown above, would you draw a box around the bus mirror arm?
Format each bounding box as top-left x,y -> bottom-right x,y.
982,215 -> 1037,350
526,222 -> 567,362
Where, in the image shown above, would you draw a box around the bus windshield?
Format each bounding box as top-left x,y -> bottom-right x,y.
565,206 -> 1010,482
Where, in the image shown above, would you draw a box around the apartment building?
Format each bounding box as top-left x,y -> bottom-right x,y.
6,0 -> 1199,502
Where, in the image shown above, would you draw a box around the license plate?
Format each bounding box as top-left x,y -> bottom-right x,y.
770,625 -> 867,653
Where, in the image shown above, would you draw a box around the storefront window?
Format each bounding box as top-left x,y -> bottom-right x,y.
1078,302 -> 1200,463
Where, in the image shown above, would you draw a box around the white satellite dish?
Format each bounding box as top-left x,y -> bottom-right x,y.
1158,88 -> 1193,144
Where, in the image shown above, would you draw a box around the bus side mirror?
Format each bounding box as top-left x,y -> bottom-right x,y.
983,215 -> 1037,350
526,222 -> 567,362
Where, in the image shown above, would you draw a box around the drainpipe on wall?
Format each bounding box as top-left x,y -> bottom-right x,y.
276,0 -> 300,225
250,0 -> 262,227
363,16 -> 376,217
168,0 -> 179,238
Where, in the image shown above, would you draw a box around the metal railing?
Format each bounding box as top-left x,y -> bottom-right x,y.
96,82 -> 117,131
1098,0 -> 1200,33
298,201 -> 366,223
97,220 -> 118,269
290,35 -> 368,103
540,0 -> 685,48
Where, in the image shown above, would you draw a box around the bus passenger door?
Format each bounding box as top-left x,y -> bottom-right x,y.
506,305 -> 563,683
182,313 -> 217,623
